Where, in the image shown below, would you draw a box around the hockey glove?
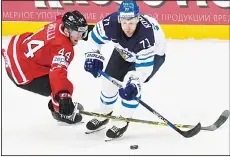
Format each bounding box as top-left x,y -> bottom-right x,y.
55,91 -> 75,116
84,51 -> 104,78
119,76 -> 141,101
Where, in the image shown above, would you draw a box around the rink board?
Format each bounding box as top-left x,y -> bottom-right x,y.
2,21 -> 229,40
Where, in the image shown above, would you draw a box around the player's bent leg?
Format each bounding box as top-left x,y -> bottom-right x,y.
6,72 -> 52,97
6,71 -> 83,124
106,95 -> 140,139
18,75 -> 52,96
86,77 -> 119,131
48,99 -> 83,124
86,49 -> 135,132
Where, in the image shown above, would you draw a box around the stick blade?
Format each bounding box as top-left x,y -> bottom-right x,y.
202,110 -> 230,131
181,122 -> 201,138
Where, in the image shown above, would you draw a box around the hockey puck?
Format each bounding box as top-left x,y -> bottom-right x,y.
130,145 -> 138,150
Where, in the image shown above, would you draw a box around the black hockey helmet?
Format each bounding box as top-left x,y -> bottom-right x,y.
62,10 -> 88,38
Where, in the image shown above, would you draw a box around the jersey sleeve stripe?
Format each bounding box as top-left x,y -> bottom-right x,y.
136,55 -> 154,61
135,60 -> 154,68
95,24 -> 110,41
91,30 -> 105,44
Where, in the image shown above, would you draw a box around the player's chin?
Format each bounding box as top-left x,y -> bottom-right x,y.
125,31 -> 134,37
72,40 -> 78,46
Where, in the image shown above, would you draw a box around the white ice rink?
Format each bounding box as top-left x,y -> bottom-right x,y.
1,37 -> 229,155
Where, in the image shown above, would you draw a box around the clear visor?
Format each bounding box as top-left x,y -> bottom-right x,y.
120,16 -> 139,24
70,30 -> 85,38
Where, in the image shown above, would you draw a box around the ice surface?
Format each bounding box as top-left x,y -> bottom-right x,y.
1,37 -> 229,155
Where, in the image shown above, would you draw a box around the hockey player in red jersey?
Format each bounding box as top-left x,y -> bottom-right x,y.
2,10 -> 88,124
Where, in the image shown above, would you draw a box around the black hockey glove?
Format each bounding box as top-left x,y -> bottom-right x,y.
55,91 -> 75,116
84,51 -> 104,78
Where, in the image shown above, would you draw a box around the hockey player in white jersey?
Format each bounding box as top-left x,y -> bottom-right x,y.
84,0 -> 166,139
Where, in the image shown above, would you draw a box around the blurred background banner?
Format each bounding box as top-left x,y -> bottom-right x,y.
2,0 -> 230,39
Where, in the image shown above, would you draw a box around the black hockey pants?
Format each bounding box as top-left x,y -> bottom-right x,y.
7,72 -> 52,97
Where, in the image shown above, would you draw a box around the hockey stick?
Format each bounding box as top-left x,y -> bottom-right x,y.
80,110 -> 229,131
97,69 -> 201,138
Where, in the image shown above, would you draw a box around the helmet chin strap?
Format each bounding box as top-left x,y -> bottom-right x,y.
64,28 -> 72,42
61,26 -> 71,38
67,30 -> 75,46
63,28 -> 73,45
67,30 -> 71,38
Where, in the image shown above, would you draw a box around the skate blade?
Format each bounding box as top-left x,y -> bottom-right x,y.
104,134 -> 123,142
85,127 -> 106,134
57,121 -> 84,126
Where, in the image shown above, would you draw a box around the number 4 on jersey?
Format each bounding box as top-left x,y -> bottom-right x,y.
24,40 -> 44,58
24,40 -> 71,62
58,48 -> 71,61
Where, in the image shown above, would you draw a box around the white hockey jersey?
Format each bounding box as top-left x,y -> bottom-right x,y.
87,12 -> 166,83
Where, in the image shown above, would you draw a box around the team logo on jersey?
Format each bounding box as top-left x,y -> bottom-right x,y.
115,47 -> 136,62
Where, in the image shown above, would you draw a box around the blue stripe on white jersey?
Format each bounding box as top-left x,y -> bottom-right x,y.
135,61 -> 154,68
136,47 -> 155,68
136,55 -> 154,60
91,31 -> 104,44
90,21 -> 110,45
136,55 -> 154,67
96,25 -> 110,41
